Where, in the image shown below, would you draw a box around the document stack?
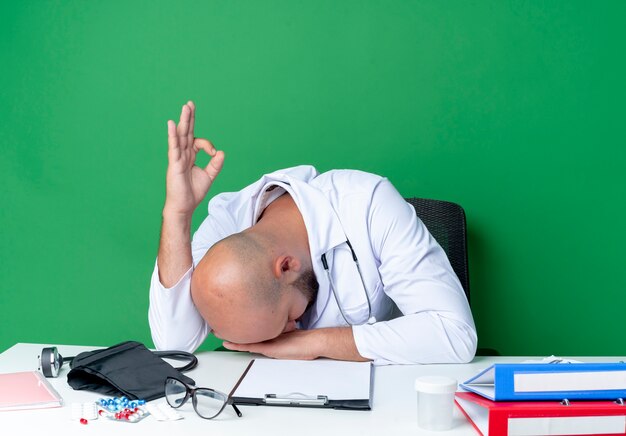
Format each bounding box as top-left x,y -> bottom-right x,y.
455,361 -> 626,436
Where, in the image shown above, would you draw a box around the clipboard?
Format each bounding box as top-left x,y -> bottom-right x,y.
229,359 -> 373,410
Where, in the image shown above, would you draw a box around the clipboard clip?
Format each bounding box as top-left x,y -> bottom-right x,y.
264,393 -> 329,406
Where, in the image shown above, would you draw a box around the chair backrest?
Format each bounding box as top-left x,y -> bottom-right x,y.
404,198 -> 470,303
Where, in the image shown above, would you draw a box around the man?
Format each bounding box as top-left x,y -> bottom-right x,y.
149,101 -> 477,365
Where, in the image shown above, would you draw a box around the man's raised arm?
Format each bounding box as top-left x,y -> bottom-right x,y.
158,101 -> 224,285
149,101 -> 224,351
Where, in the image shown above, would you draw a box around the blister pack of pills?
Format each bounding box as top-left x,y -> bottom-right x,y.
145,402 -> 184,421
97,396 -> 150,423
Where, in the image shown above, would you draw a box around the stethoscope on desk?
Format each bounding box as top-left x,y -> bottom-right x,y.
321,239 -> 377,326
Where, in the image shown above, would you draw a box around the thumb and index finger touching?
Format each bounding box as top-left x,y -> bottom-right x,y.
194,138 -> 225,183
167,101 -> 225,182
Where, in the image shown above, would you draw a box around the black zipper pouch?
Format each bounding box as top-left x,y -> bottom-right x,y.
67,340 -> 197,401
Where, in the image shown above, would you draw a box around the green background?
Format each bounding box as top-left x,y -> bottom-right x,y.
1,1 -> 625,356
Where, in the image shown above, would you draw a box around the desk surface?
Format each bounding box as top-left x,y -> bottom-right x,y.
1,343 -> 623,435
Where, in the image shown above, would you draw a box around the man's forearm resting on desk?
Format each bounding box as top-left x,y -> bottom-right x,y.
221,311 -> 476,365
221,327 -> 369,362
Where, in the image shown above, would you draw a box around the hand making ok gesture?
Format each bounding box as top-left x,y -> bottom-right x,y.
164,101 -> 225,218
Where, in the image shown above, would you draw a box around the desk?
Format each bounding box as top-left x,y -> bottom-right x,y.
0,344 -> 622,435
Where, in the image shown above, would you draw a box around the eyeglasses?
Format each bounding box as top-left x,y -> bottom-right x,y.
164,377 -> 242,419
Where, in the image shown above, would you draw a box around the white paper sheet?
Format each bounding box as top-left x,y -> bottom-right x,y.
232,359 -> 372,401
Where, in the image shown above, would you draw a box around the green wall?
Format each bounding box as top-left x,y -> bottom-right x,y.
1,1 -> 625,356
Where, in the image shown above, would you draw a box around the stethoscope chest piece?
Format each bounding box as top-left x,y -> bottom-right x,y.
38,346 -> 73,378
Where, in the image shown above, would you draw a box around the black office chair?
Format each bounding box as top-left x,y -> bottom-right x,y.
405,198 -> 498,356
405,198 -> 470,304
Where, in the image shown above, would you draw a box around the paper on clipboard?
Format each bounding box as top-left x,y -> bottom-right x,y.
230,359 -> 372,410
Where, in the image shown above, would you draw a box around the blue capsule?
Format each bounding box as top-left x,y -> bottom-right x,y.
98,396 -> 147,414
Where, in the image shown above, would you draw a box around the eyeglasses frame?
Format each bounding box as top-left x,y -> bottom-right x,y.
164,376 -> 242,419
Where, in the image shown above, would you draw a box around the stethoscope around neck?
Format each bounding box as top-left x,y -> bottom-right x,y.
321,239 -> 376,326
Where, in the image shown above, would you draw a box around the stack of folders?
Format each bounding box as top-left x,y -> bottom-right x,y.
455,362 -> 626,436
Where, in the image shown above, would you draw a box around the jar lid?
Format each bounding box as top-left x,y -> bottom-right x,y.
414,376 -> 457,394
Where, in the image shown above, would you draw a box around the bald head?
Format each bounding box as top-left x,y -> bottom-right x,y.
190,231 -> 293,344
190,193 -> 318,344
192,231 -> 281,308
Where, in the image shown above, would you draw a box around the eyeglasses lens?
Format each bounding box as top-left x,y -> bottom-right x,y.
194,389 -> 227,419
165,378 -> 188,407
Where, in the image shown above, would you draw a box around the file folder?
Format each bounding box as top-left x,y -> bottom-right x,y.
230,359 -> 372,410
461,362 -> 626,401
455,391 -> 626,436
0,371 -> 63,411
